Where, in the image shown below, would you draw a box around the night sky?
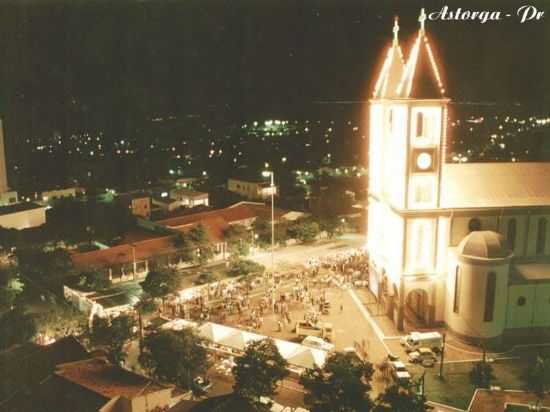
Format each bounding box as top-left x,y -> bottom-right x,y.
0,0 -> 548,139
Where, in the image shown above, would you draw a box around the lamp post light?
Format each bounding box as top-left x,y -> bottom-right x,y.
262,170 -> 275,271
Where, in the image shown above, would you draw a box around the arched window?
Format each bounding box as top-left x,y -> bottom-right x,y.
536,218 -> 547,254
453,266 -> 461,314
468,217 -> 481,232
507,219 -> 517,250
416,112 -> 424,137
484,272 -> 496,322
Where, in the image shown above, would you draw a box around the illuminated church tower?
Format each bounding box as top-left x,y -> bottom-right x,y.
368,10 -> 449,330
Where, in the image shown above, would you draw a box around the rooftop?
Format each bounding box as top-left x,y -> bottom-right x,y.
512,263 -> 550,283
457,231 -> 511,260
55,357 -> 169,399
172,188 -> 208,198
0,202 -> 45,216
441,163 -> 550,209
468,389 -> 550,412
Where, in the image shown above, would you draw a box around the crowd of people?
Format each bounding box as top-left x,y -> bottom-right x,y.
160,249 -> 370,335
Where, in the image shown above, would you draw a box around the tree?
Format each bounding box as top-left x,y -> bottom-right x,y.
141,268 -> 180,302
90,314 -> 136,364
527,355 -> 550,397
233,339 -> 289,406
187,225 -> 215,265
374,383 -> 428,412
140,328 -> 208,390
224,224 -> 251,257
227,258 -> 265,278
300,352 -> 375,412
0,308 -> 36,350
35,303 -> 87,341
0,266 -> 22,311
195,271 -> 219,285
76,270 -> 112,291
173,233 -> 196,263
287,220 -> 320,243
469,360 -> 495,389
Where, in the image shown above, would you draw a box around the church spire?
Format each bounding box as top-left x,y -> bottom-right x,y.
372,18 -> 405,99
419,8 -> 426,33
396,8 -> 446,99
393,16 -> 400,45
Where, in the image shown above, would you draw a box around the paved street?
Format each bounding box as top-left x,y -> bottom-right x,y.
249,234 -> 365,270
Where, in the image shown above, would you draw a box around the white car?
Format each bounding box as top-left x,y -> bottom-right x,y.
302,336 -> 335,352
408,347 -> 436,364
390,361 -> 411,383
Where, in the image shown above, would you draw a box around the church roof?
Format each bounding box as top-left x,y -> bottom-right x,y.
457,231 -> 510,260
372,18 -> 405,99
396,9 -> 446,99
440,162 -> 550,209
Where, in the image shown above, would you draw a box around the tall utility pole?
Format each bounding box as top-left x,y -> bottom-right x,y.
263,170 -> 275,271
439,333 -> 446,378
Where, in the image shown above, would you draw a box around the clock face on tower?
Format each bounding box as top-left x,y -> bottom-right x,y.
412,148 -> 437,173
416,152 -> 432,170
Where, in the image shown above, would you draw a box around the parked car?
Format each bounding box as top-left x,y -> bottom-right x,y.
390,361 -> 411,384
302,336 -> 335,352
408,347 -> 437,364
400,331 -> 443,353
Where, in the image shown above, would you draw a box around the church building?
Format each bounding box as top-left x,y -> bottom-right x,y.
367,10 -> 550,345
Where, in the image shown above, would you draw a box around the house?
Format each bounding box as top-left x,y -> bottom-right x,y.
2,346 -> 176,412
117,192 -> 152,219
152,194 -> 181,213
0,202 -> 47,230
227,177 -> 277,201
367,13 -> 550,344
169,188 -> 209,208
70,202 -> 301,281
39,187 -> 84,204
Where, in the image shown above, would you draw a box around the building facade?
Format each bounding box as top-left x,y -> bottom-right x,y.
367,13 -> 550,345
228,177 -> 277,200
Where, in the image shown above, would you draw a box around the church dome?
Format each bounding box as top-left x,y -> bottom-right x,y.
457,231 -> 511,260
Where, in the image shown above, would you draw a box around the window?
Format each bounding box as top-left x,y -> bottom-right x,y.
388,108 -> 393,133
536,218 -> 547,254
453,266 -> 461,314
414,178 -> 433,204
468,218 -> 481,232
517,296 -> 526,306
484,272 -> 496,322
507,219 -> 517,250
416,112 -> 424,137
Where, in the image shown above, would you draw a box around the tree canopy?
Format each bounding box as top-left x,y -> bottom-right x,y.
227,258 -> 265,278
300,352 -> 374,412
224,224 -> 251,257
141,267 -> 180,300
526,355 -> 550,397
0,308 -> 36,350
287,219 -> 320,243
232,339 -> 289,404
0,266 -> 22,312
139,328 -> 208,389
374,383 -> 428,412
89,314 -> 136,364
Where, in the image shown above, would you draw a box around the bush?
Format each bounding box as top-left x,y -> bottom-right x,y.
228,259 -> 265,278
195,272 -> 219,285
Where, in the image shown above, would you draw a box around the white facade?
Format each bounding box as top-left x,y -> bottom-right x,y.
228,178 -> 277,200
367,16 -> 550,345
0,204 -> 47,230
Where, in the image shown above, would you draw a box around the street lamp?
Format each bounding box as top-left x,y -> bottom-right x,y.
262,170 -> 275,271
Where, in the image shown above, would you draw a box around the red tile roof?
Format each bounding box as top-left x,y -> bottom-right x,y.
72,202 -> 289,269
55,357 -> 169,399
72,235 -> 177,269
